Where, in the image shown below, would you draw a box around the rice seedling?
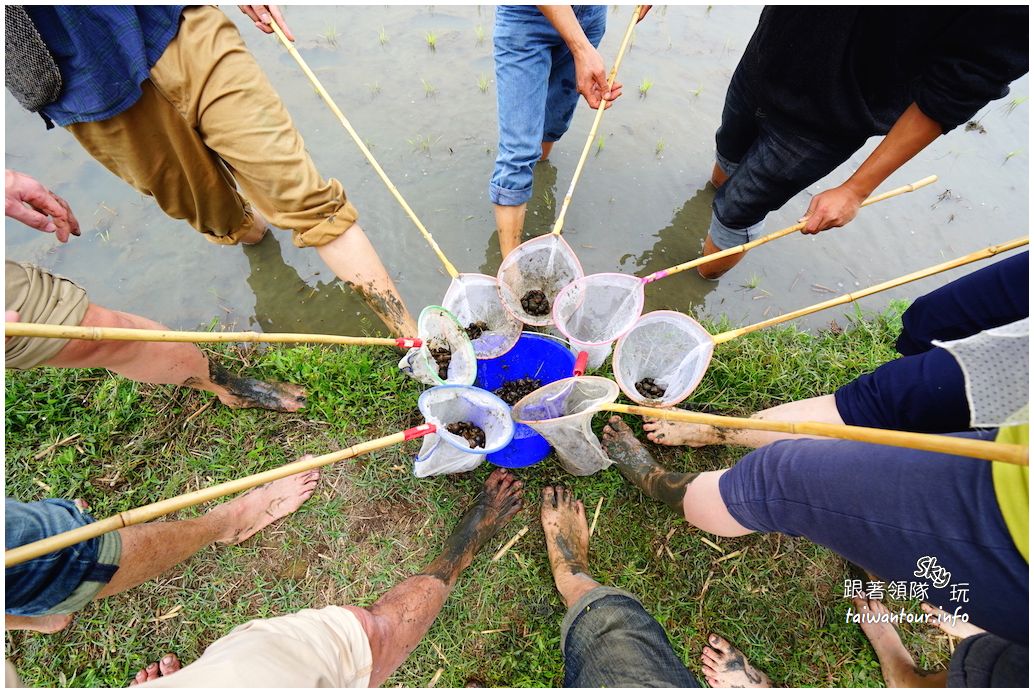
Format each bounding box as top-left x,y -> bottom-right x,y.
368,82 -> 382,97
595,135 -> 605,157
407,134 -> 440,154
654,139 -> 665,158
743,273 -> 761,290
690,85 -> 703,97
477,73 -> 490,93
321,24 -> 339,47
378,26 -> 389,46
639,78 -> 653,98
1001,95 -> 1027,116
1002,149 -> 1022,165
474,24 -> 485,46
426,31 -> 437,51
422,79 -> 438,98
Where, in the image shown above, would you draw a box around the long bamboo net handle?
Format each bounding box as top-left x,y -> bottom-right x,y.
3,322 -> 420,348
266,19 -> 459,279
713,236 -> 1029,344
551,6 -> 642,236
642,175 -> 939,284
602,403 -> 1027,466
5,425 -> 436,568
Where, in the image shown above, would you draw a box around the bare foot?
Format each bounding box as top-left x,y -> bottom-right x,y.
129,653 -> 181,686
4,612 -> 73,633
423,468 -> 523,585
853,595 -> 943,687
701,633 -> 772,688
642,416 -> 719,447
210,467 -> 320,545
921,602 -> 985,640
602,416 -> 698,513
541,486 -> 600,607
208,363 -> 307,413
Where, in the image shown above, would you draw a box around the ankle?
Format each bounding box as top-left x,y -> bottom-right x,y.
554,571 -> 599,609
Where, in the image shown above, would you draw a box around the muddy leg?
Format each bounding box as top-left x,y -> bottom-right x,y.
854,596 -> 947,687
347,469 -> 524,687
602,416 -> 700,513
700,634 -> 773,688
494,203 -> 527,258
540,486 -> 600,608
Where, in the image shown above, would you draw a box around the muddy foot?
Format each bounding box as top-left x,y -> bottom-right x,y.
540,486 -> 590,588
701,634 -> 772,688
211,466 -> 320,545
603,416 -> 697,512
129,653 -> 181,686
209,363 -> 307,413
853,595 -> 938,687
423,468 -> 523,584
921,602 -> 985,639
642,416 -> 717,447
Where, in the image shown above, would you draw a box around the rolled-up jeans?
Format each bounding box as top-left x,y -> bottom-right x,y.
562,586 -> 701,687
709,64 -> 865,249
490,5 -> 607,207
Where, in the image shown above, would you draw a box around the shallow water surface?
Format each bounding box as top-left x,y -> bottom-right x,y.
5,6 -> 1028,338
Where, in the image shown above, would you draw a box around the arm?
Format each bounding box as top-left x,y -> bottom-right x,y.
537,6 -> 623,109
4,169 -> 80,242
238,5 -> 294,41
801,103 -> 942,233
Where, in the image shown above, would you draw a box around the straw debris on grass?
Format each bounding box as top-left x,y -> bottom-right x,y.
5,302 -> 951,686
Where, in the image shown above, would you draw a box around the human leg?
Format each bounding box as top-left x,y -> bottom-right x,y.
699,634 -> 773,688
717,433 -> 1028,642
541,485 -> 701,687
491,6 -> 556,256
5,471 -> 318,633
851,595 -> 947,687
5,261 -> 305,411
133,469 -> 523,688
643,394 -> 841,447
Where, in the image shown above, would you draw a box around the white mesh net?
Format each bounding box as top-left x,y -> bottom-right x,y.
497,235 -> 583,327
553,273 -> 645,346
511,376 -> 620,476
441,273 -> 523,359
613,311 -> 716,407
414,385 -> 515,477
933,318 -> 1029,428
398,306 -> 477,386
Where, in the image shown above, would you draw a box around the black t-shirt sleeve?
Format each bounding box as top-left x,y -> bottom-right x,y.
912,7 -> 1029,132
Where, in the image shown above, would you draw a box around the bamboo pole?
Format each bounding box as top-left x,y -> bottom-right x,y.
602,403 -> 1028,466
5,425 -> 437,567
713,236 -> 1029,344
3,322 -> 419,348
551,6 -> 642,236
266,19 -> 459,279
641,175 -> 939,284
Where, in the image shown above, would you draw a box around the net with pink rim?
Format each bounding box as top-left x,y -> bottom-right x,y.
511,376 -> 620,476
551,273 -> 645,366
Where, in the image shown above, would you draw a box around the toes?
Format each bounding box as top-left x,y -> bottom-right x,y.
708,633 -> 731,653
701,663 -> 717,677
159,654 -> 180,676
542,486 -> 556,508
706,676 -> 720,687
575,499 -> 585,517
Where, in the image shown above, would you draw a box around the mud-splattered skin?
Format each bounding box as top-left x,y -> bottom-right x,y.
603,417 -> 697,513
346,280 -> 411,336
543,489 -> 589,577
420,470 -> 523,584
207,363 -> 308,411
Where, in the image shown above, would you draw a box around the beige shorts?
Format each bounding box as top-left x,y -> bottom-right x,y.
5,260 -> 89,369
137,606 -> 373,688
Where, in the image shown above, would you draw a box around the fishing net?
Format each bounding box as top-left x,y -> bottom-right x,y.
413,385 -> 515,477
442,273 -> 523,359
553,273 -> 645,357
398,306 -> 477,386
933,317 -> 1029,428
497,235 -> 583,327
512,376 -> 619,476
613,310 -> 715,407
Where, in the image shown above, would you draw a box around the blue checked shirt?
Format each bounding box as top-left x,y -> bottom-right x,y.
26,5 -> 185,127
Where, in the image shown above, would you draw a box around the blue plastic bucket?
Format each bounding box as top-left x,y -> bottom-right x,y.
475,332 -> 576,468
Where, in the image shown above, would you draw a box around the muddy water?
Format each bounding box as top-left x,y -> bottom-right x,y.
5,6 -> 1028,338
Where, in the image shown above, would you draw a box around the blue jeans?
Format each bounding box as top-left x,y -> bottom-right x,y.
719,431 -> 1029,644
5,498 -> 122,616
490,5 -> 606,206
709,64 -> 864,248
562,586 -> 701,687
835,252 -> 1029,432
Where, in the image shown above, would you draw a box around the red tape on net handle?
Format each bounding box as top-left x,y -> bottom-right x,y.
396,337 -> 423,349
404,423 -> 437,440
573,351 -> 589,377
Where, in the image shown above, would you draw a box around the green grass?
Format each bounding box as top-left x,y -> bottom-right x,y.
5,303 -> 952,686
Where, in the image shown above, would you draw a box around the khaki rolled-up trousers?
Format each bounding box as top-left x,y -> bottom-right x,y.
67,6 -> 358,248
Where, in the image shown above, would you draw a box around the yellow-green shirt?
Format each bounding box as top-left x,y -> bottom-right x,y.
992,423 -> 1029,562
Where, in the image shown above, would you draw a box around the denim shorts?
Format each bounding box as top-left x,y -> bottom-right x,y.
834,252 -> 1028,431
561,585 -> 701,687
5,498 -> 122,616
490,5 -> 607,207
708,64 -> 864,249
718,432 -> 1029,644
